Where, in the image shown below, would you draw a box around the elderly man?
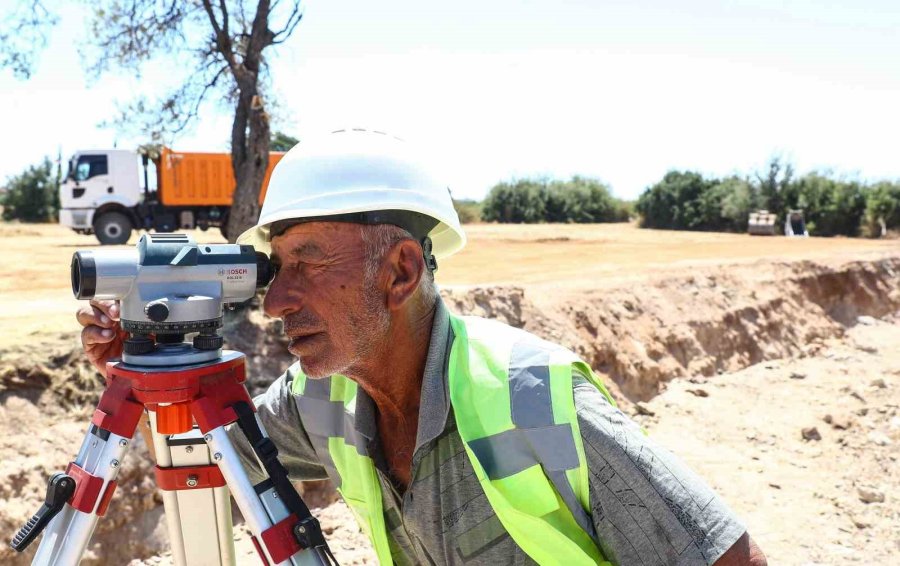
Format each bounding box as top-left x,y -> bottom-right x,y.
79,130 -> 766,565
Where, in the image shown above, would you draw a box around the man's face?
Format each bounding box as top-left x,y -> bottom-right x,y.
263,222 -> 390,378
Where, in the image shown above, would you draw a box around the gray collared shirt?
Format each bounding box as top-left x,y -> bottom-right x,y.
230,300 -> 745,565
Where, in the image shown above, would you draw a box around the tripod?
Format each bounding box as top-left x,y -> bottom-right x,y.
11,345 -> 338,566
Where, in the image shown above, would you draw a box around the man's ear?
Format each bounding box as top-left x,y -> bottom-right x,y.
384,239 -> 426,311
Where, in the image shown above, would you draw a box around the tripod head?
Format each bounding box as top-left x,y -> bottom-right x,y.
71,233 -> 274,365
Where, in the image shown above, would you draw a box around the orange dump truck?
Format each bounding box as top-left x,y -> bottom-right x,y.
58,146 -> 285,244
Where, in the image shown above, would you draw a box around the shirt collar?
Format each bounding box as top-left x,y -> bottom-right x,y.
413,296 -> 454,453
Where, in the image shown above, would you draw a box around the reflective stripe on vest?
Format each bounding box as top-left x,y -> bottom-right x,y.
448,314 -> 612,565
291,314 -> 614,564
291,371 -> 394,564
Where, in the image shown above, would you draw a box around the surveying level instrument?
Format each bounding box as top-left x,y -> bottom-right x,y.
11,234 -> 338,566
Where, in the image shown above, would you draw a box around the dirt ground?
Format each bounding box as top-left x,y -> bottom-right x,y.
642,316 -> 900,564
0,221 -> 898,565
0,222 -> 894,349
140,317 -> 900,565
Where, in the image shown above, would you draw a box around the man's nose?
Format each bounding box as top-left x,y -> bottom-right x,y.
263,272 -> 301,318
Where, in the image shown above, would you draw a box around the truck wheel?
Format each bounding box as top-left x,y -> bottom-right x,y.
94,212 -> 133,245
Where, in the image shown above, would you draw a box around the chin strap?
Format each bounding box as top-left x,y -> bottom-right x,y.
422,237 -> 438,272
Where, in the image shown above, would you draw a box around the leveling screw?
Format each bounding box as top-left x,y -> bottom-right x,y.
187,475 -> 199,488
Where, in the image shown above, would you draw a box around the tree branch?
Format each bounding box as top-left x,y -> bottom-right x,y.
0,0 -> 59,79
243,0 -> 274,72
174,64 -> 231,133
271,1 -> 303,44
85,0 -> 192,79
200,0 -> 238,71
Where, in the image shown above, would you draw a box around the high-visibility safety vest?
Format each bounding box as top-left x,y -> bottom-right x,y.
290,314 -> 616,565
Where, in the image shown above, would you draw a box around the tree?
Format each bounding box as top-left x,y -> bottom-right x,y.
481,177 -> 628,224
270,130 -> 299,151
1,1 -> 304,241
1,157 -> 58,222
552,176 -> 621,223
754,156 -> 794,221
716,176 -> 758,232
791,173 -> 866,236
636,170 -> 714,230
863,181 -> 900,237
452,199 -> 482,224
481,179 -> 548,223
0,2 -> 57,79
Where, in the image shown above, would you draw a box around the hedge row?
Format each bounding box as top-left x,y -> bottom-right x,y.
635,160 -> 900,237
480,177 -> 631,224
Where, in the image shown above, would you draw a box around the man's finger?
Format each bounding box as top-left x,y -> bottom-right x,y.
89,299 -> 120,321
82,324 -> 117,346
76,304 -> 119,328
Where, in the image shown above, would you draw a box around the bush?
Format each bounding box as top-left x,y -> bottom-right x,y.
481,179 -> 547,223
791,174 -> 866,237
481,176 -> 627,224
1,157 -> 58,222
716,176 -> 758,232
635,162 -> 890,237
862,181 -> 900,237
636,170 -> 718,230
453,199 -> 482,224
553,176 -> 626,223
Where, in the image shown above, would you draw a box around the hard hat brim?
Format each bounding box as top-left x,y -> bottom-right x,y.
238,193 -> 466,260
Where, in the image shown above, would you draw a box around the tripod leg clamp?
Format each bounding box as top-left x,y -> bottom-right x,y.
65,462 -> 118,515
10,473 -> 76,552
261,515 -> 305,563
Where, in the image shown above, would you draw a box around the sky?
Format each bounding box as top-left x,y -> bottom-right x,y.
1,0 -> 900,200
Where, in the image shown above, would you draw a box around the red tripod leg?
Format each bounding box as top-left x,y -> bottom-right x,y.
188,362 -> 336,565
26,373 -> 144,565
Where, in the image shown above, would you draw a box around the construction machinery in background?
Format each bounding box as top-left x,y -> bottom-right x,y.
785,209 -> 809,236
747,209 -> 810,237
58,147 -> 285,245
748,210 -> 777,236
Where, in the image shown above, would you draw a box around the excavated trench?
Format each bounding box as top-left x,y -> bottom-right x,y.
1,254 -> 898,564
444,256 -> 900,402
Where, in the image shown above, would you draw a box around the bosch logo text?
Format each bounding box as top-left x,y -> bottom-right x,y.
219,267 -> 248,280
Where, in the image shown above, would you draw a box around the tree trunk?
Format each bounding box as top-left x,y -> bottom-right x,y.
226,86 -> 270,242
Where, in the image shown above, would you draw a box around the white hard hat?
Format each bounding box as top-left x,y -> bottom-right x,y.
237,129 -> 466,262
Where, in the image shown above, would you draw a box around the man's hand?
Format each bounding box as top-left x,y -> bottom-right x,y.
76,299 -> 127,377
714,532 -> 767,566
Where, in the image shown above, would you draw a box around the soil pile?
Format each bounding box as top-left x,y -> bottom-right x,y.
444,257 -> 900,401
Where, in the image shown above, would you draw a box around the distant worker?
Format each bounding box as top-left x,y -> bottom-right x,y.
78,130 -> 767,565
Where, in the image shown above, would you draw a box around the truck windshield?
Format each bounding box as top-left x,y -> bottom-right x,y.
73,155 -> 108,181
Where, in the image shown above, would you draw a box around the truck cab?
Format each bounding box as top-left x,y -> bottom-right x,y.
59,150 -> 145,244
59,146 -> 282,244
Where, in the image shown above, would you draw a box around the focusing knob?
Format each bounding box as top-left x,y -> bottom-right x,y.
124,335 -> 155,355
145,301 -> 170,322
193,334 -> 224,351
